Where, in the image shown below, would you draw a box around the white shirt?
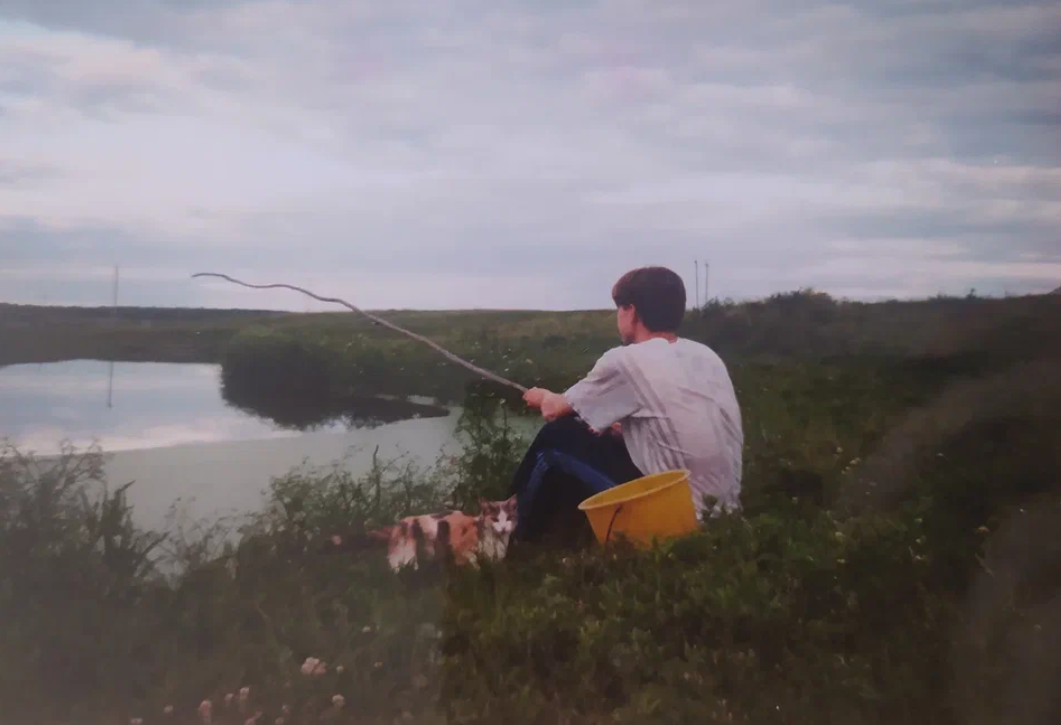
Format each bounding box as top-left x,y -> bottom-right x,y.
564,337 -> 744,517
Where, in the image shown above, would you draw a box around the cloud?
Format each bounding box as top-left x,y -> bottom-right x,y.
0,0 -> 1058,309
0,159 -> 57,186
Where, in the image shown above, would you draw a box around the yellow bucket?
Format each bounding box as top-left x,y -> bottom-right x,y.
577,469 -> 699,546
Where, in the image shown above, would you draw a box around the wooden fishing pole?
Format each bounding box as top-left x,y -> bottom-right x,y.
191,272 -> 528,393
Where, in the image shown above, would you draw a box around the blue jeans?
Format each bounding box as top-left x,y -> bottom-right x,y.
509,417 -> 643,542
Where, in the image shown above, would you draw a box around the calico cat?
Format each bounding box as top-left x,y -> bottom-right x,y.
331,495 -> 518,571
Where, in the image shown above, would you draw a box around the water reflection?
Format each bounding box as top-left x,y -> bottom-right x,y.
0,360 -> 549,534
0,360 -> 447,456
0,361 -> 294,454
220,376 -> 449,431
0,360 -> 471,531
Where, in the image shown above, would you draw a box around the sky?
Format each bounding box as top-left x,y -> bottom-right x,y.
1,0 -> 1059,311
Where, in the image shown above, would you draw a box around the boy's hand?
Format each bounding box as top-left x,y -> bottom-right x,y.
523,387 -> 549,408
524,387 -> 574,421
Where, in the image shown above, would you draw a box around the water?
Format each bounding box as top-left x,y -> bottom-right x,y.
0,360 -> 490,532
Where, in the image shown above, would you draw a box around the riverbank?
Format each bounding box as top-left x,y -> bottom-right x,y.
2,397 -> 1058,724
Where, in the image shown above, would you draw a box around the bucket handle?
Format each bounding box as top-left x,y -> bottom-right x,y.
603,503 -> 624,545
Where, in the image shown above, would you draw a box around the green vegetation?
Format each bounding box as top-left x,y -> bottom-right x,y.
2,290 -> 1060,723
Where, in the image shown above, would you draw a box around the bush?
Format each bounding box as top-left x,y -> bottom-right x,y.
438,499 -> 962,725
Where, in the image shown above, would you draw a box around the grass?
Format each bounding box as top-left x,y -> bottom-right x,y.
2,289 -> 1060,723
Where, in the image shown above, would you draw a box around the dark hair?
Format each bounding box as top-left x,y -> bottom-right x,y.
611,266 -> 686,332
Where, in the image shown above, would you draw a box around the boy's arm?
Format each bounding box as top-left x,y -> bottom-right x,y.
524,348 -> 640,429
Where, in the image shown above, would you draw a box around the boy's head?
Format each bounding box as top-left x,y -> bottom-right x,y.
611,266 -> 686,342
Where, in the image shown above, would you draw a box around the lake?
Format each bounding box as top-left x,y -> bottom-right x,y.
0,360 -> 532,532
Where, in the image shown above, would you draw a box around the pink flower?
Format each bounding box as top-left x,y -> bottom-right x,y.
198,700 -> 213,724
239,686 -> 251,702
300,656 -> 327,676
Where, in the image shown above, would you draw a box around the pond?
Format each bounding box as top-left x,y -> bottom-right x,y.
0,360 -> 533,532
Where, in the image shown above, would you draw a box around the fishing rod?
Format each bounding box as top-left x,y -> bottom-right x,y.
191,272 -> 528,393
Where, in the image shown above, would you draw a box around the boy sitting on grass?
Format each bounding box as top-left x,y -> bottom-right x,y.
510,266 -> 744,543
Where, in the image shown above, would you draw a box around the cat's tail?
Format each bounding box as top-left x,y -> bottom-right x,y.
367,525 -> 396,542
326,526 -> 394,553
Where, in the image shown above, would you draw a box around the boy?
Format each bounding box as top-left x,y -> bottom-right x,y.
511,266 -> 743,541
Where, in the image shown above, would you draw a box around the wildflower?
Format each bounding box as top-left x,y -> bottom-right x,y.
281,705 -> 291,716
131,719 -> 143,725
198,700 -> 213,724
225,693 -> 234,707
373,661 -> 383,669
300,656 -> 327,676
164,705 -> 174,716
239,687 -> 250,702
332,694 -> 345,708
362,625 -> 373,634
976,526 -> 990,535
336,665 -> 345,674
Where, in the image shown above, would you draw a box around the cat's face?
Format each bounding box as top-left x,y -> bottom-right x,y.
480,495 -> 518,538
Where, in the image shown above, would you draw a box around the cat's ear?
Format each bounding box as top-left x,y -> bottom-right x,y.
479,498 -> 492,512
504,494 -> 518,508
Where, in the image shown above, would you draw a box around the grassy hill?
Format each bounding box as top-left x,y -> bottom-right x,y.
2,290 -> 1060,724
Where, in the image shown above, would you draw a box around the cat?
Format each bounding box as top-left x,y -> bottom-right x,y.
330,495 -> 518,572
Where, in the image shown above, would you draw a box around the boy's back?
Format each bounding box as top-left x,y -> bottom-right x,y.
566,337 -> 744,515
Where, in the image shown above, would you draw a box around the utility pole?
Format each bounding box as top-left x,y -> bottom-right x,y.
704,262 -> 710,305
694,259 -> 700,311
110,263 -> 119,318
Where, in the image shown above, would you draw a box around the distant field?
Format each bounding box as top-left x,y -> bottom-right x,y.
3,289 -> 1059,370
0,301 -> 618,368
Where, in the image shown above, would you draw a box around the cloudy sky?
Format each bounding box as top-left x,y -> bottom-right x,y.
1,0 -> 1058,311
